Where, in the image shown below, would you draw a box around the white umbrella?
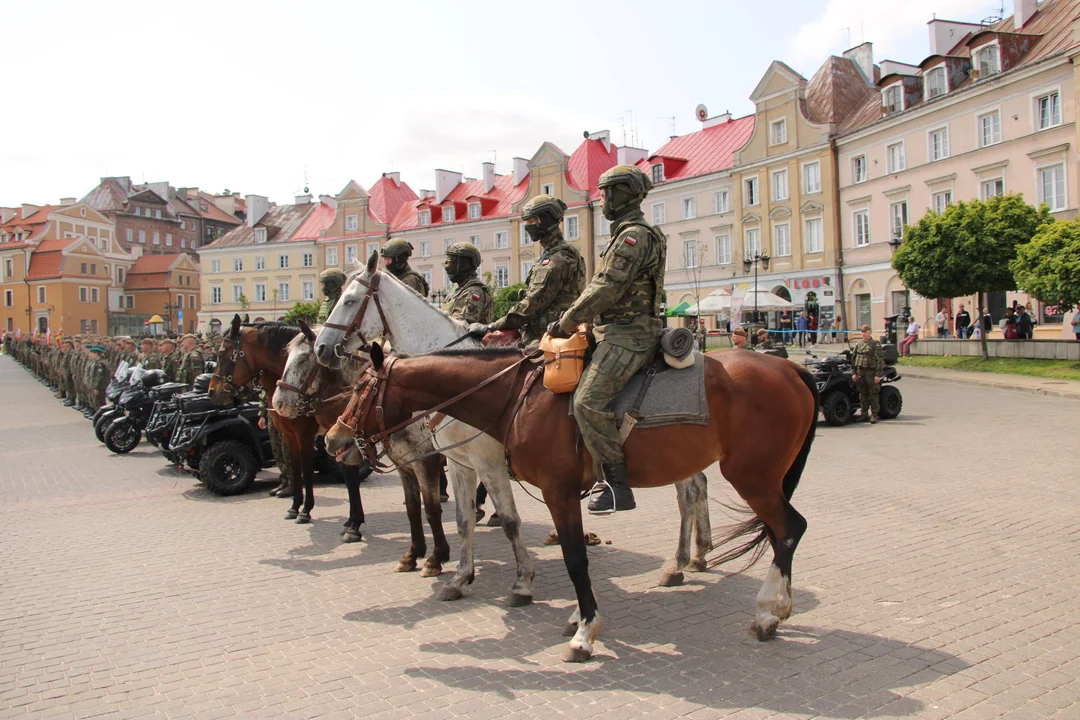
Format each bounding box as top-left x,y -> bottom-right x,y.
686,293 -> 730,314
741,288 -> 796,312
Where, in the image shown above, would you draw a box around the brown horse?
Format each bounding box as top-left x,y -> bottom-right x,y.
326,343 -> 817,662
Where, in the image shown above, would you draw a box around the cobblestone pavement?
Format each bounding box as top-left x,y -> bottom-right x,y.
1,353 -> 1079,719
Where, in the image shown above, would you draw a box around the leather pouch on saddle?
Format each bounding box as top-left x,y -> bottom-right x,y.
538,325 -> 590,393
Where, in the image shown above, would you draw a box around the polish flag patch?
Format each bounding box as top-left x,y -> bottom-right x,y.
623,237 -> 637,245
541,259 -> 550,265
472,294 -> 480,300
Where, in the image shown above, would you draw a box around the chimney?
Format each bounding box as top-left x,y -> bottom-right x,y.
703,112 -> 732,129
212,194 -> 237,217
21,204 -> 40,219
481,162 -> 496,193
246,194 -> 269,227
294,194 -> 313,205
1014,0 -> 1038,29
59,197 -> 76,206
106,176 -> 132,193
842,42 -> 876,87
130,245 -> 143,260
147,181 -> 172,201
434,169 -> 462,204
319,194 -> 338,209
513,157 -> 529,185
420,189 -> 435,200
927,19 -> 983,56
617,147 -> 649,165
383,171 -> 401,187
588,130 -> 611,153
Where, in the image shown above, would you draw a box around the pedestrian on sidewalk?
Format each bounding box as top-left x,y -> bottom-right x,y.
1002,308 -> 1019,340
935,308 -> 949,338
955,304 -> 971,339
1016,305 -> 1034,340
899,318 -> 920,356
1071,306 -> 1080,341
795,311 -> 809,347
780,312 -> 793,345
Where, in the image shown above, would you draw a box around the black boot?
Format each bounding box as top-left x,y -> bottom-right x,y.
588,463 -> 636,515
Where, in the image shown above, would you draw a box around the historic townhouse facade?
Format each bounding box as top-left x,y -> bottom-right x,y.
835,0 -> 1079,335
317,173 -> 417,279
120,254 -> 201,336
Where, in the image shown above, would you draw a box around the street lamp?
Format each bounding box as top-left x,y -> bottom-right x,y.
742,250 -> 771,325
163,302 -> 182,334
888,227 -> 903,254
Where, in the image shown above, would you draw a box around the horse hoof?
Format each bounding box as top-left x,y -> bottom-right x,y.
687,559 -> 708,573
561,622 -> 578,637
295,513 -> 312,524
419,564 -> 442,578
658,571 -> 684,587
562,645 -> 592,663
284,510 -> 298,520
506,593 -> 533,608
341,531 -> 362,543
751,618 -> 779,641
438,585 -> 464,602
396,562 -> 417,573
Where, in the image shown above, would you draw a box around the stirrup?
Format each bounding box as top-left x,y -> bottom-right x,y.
587,480 -> 616,515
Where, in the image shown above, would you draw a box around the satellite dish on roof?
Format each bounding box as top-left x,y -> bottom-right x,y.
695,104 -> 708,122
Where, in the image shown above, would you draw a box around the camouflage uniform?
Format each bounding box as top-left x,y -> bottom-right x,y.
160,348 -> 180,382
852,336 -> 885,420
382,239 -> 430,297
316,269 -> 347,325
259,388 -> 294,491
86,347 -> 111,410
177,346 -> 204,387
442,243 -> 492,324
138,350 -> 162,370
489,196 -> 586,345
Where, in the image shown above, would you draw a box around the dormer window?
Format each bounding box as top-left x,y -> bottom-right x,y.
976,45 -> 999,77
770,119 -> 787,145
926,67 -> 947,99
345,214 -> 358,231
884,85 -> 903,114
419,209 -> 431,226
651,164 -> 664,183
468,202 -> 481,220
254,228 -> 267,244
442,206 -> 455,223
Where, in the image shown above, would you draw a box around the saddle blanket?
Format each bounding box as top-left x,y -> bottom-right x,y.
570,350 -> 709,430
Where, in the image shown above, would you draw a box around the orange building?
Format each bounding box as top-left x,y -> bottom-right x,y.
122,254 -> 201,335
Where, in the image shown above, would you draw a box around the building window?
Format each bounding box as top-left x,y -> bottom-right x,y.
853,210 -> 870,247
37,286 -> 46,304
91,287 -> 99,303
126,229 -> 132,243
326,247 -> 338,266
254,283 -> 266,302
744,227 -> 761,255
744,177 -> 759,206
495,264 -> 509,288
442,206 -> 455,223
345,214 -> 359,231
138,230 -> 146,244
4,259 -> 12,278
419,210 -> 431,226
929,127 -> 950,161
233,258 -> 243,272
976,44 -> 999,77
978,110 -> 1001,147
565,216 -> 579,240
90,264 -> 96,275
255,256 -> 265,270
152,231 -> 159,245
232,284 -> 244,302
1038,164 -> 1066,211
211,259 -> 221,273
541,183 -> 554,196
715,234 -> 732,265
932,191 -> 952,214
926,67 -> 947,99
278,282 -> 290,302
254,228 -> 267,244
366,242 -> 380,259
651,164 -> 665,183
652,202 -> 666,225
886,142 -> 905,173
80,262 -> 88,274
345,245 -> 358,265
188,295 -> 195,309
165,233 -> 172,246
1036,91 -> 1061,130
444,238 -> 454,253
884,85 -> 902,114
79,286 -> 87,302
180,238 -> 186,249
468,202 -> 481,219
180,219 -> 185,229
99,238 -> 108,251
520,226 -> 532,246
853,155 -> 867,184
302,281 -> 314,301
714,190 -> 729,214
210,286 -> 221,304
421,270 -> 432,289
303,253 -> 313,268
278,254 -> 289,269
770,118 -> 787,145
682,197 -> 696,220
772,169 -> 788,201
3,290 -> 11,307
521,260 -> 534,280
803,162 -> 821,194
494,232 -> 508,250
804,218 -> 823,254
154,209 -> 162,219
889,201 -> 908,237
982,178 -> 1004,200
683,239 -> 698,269
773,223 -> 791,257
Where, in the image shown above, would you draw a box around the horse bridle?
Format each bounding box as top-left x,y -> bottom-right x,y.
321,270 -> 392,357
213,334 -> 262,397
274,339 -> 351,417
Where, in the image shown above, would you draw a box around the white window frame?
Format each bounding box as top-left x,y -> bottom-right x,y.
932,190 -> 953,215
302,253 -> 313,268
494,264 -> 510,288
420,241 -> 431,257
4,290 -> 12,307
345,245 -> 358,265
211,286 -> 222,304
1037,163 -> 1066,212
802,161 -> 821,195
278,254 -> 289,269
442,206 -> 455,223
325,247 -> 338,266
302,281 -> 314,301
366,242 -> 380,259
926,66 -> 947,99
345,214 -> 359,232
1034,89 -> 1062,131
771,169 -> 789,201
853,155 -> 867,184
211,259 -> 221,274
770,118 -> 787,145
889,201 -> 908,237
714,234 -> 732,265
232,283 -> 244,303
254,283 -> 266,303
419,210 -> 431,226
599,217 -> 611,236
79,286 -> 88,303
138,230 -> 146,244
468,202 -> 481,220
744,227 -> 761,256
928,126 -> 950,162
444,238 -> 454,253
233,258 -> 243,272
981,177 -> 1005,200
152,231 -> 160,245
91,287 -> 99,303
744,176 -> 759,207
521,260 -> 534,280
682,197 -> 696,220
165,233 -> 172,246
520,225 -> 531,246
540,183 -> 554,196
37,286 -> 46,304
651,164 -> 664,183
652,202 -> 666,225
714,190 -> 729,214
975,43 -> 1000,78
883,84 -> 903,114
254,228 -> 267,244
772,222 -> 791,257
804,217 -> 823,254
683,239 -> 699,269
565,215 -> 579,241
126,229 -> 133,243
886,141 -> 906,173
977,109 -> 1002,147
277,282 -> 290,302
469,235 -> 481,249
853,209 -> 870,247
494,232 -> 508,250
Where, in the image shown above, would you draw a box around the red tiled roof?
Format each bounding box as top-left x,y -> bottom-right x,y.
390,173 -> 528,231
129,254 -> 182,274
26,237 -> 79,279
636,116 -> 755,182
1,205 -> 62,240
567,139 -> 620,200
368,175 -> 419,225
292,201 -> 337,241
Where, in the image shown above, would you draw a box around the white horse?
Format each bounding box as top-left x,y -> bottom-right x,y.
311,251 -> 715,591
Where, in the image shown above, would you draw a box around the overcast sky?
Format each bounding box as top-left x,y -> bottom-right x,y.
3,0 -> 1009,207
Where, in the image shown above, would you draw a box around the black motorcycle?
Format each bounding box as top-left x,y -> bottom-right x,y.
805,347 -> 903,426
103,368 -> 168,454
93,364 -> 136,443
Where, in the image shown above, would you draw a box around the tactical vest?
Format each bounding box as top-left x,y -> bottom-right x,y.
394,268 -> 430,297
531,241 -> 586,329
598,222 -> 667,325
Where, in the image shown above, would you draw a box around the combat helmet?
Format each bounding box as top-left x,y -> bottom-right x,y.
319,268 -> 347,288
596,164 -> 653,195
380,239 -> 414,259
521,195 -> 567,222
445,242 -> 481,268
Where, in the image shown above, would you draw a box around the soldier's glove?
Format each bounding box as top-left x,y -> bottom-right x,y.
546,321 -> 570,339
466,323 -> 491,339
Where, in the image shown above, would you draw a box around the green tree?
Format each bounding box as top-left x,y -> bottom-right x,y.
892,194 -> 1053,359
283,301 -> 320,326
237,293 -> 251,311
492,283 -> 526,320
1012,218 -> 1080,316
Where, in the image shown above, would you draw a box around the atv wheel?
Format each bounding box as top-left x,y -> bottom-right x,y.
877,385 -> 903,420
200,441 -> 258,496
821,391 -> 853,426
104,419 -> 141,454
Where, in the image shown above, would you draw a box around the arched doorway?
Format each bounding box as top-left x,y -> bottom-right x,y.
254,317 -> 266,323
37,317 -> 48,333
209,318 -> 222,336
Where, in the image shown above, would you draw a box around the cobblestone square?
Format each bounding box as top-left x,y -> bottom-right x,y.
1,353 -> 1078,719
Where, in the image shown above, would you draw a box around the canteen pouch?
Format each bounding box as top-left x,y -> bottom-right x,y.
538,326 -> 590,394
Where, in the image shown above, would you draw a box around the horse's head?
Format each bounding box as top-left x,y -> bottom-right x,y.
324,343 -> 383,461
272,320 -> 320,418
315,250 -> 392,368
209,314 -> 256,405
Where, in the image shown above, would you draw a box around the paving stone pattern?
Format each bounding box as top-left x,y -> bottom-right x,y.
1,354 -> 1078,719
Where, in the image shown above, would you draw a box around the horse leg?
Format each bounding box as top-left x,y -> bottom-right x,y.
296,439 -> 316,524
340,462 -> 364,543
688,472 -> 713,572
745,494 -> 807,641
396,465 -> 425,572
484,463 -> 535,607
418,455 -> 450,578
545,483 -> 601,663
440,459 -> 478,601
659,476 -> 696,587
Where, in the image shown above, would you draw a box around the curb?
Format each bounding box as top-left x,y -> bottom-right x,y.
897,367 -> 1080,401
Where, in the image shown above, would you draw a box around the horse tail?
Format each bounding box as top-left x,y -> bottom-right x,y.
708,364 -> 818,571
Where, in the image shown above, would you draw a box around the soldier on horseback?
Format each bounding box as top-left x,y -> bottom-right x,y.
316,269 -> 347,325
548,165 -> 666,515
381,239 -> 430,297
442,243 -> 492,324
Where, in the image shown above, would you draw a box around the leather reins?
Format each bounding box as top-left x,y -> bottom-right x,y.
275,341 -> 355,417
213,334 -> 262,397
321,270 -> 392,354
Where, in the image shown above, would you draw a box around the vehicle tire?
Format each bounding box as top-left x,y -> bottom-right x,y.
877,386 -> 902,419
199,441 -> 258,496
821,391 -> 852,426
94,412 -> 116,443
104,419 -> 141,454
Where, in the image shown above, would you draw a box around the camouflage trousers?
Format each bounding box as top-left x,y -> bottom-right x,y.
267,415 -> 295,484
573,341 -> 650,467
855,374 -> 880,416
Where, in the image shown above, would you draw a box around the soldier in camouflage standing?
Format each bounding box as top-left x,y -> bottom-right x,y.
442,243 -> 492,324
851,323 -> 884,424
159,338 -> 180,382
176,334 -> 204,387
138,338 -> 161,369
381,239 -> 430,296
550,165 -> 667,514
469,196 -> 586,346
316,269 -> 347,325
60,339 -> 76,405
85,344 -> 111,412
258,388 -> 295,497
